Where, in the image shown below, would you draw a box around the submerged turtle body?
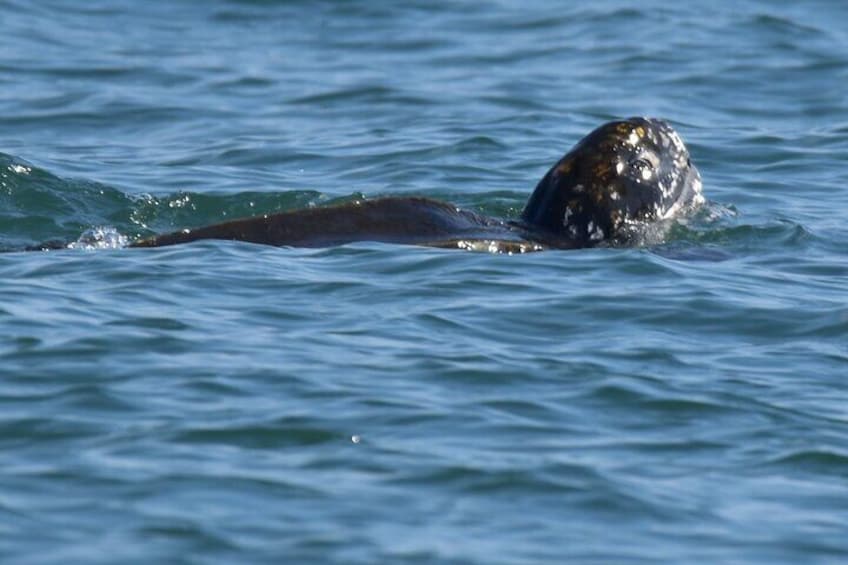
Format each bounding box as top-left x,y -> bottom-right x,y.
132,197 -> 532,251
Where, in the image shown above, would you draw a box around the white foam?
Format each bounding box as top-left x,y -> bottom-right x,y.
8,164 -> 31,175
68,227 -> 129,250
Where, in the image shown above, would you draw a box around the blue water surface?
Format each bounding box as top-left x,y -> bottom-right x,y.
1,1 -> 847,563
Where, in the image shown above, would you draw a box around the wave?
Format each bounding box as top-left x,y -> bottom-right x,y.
1,151 -> 814,257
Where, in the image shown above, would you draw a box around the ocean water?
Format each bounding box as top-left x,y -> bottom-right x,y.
1,0 -> 847,562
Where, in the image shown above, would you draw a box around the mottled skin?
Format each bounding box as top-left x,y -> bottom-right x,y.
518,117 -> 703,246
132,117 -> 703,252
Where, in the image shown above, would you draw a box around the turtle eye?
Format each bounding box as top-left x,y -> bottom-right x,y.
629,157 -> 652,170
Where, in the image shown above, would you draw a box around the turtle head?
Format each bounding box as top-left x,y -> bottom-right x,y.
521,117 -> 703,245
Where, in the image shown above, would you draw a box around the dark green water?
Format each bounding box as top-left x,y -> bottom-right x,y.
1,1 -> 847,563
